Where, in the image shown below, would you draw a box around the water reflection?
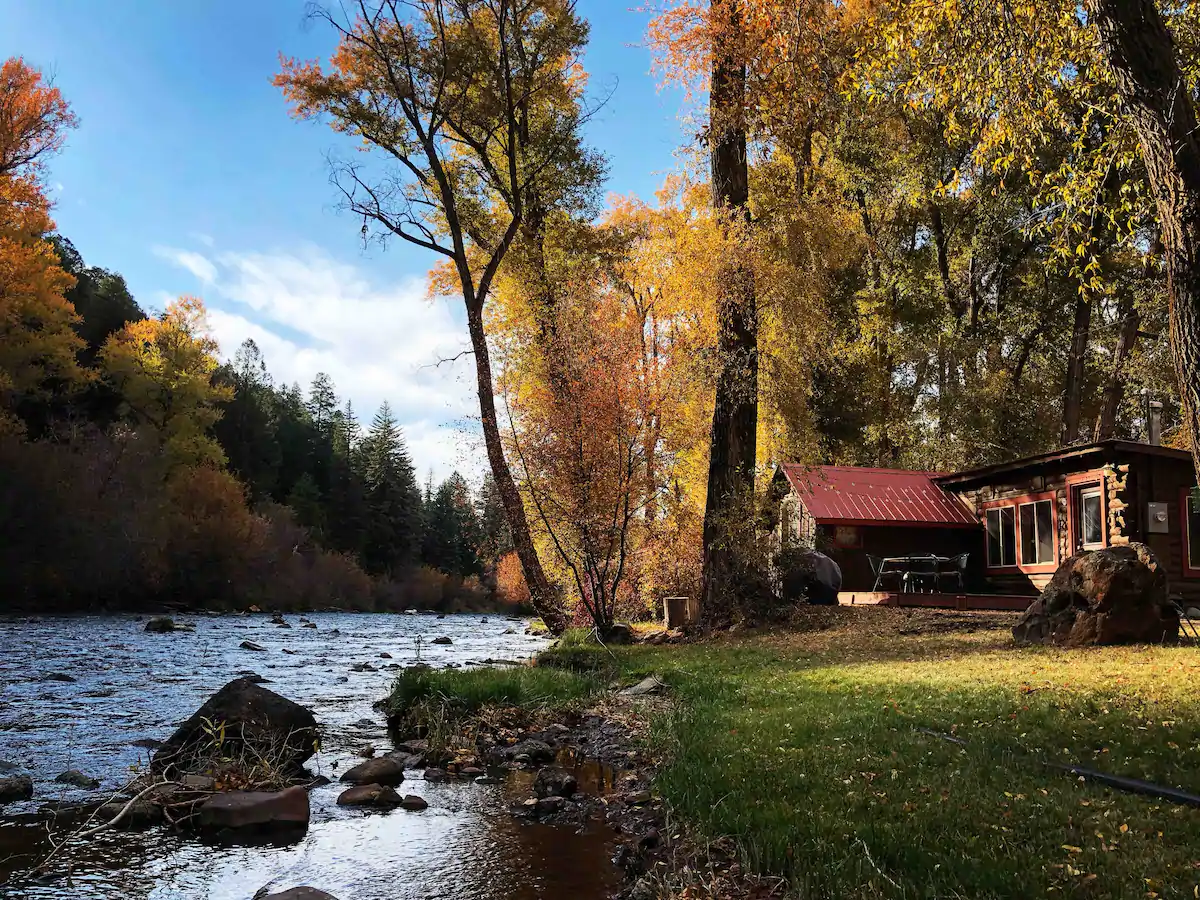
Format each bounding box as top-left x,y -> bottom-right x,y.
0,614 -> 619,900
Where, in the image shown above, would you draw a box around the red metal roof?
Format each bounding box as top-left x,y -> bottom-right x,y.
779,464 -> 978,528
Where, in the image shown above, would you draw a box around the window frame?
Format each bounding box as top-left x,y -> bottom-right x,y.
1077,486 -> 1105,550
1066,470 -> 1108,554
982,490 -> 1059,575
985,506 -> 1017,570
1018,498 -> 1056,566
1181,488 -> 1200,579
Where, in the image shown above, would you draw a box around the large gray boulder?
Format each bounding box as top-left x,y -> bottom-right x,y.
152,677 -> 318,776
261,891 -> 340,900
339,756 -> 406,786
1013,543 -> 1179,647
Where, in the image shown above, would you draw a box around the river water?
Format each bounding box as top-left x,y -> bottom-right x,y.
0,612 -> 620,900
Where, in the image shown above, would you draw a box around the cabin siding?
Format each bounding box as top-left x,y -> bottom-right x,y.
1121,453 -> 1200,605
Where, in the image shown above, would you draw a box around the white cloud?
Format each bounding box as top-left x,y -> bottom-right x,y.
154,246 -> 218,284
159,244 -> 482,480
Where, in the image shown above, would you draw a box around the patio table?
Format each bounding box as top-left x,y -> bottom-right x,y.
869,555 -> 961,593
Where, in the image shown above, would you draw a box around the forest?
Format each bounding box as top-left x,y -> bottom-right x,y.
5,1 -> 1200,626
0,56 -> 513,612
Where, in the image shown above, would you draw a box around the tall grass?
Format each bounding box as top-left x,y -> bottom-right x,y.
387,665 -> 601,721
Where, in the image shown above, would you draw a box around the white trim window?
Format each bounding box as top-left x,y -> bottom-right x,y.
1078,486 -> 1104,550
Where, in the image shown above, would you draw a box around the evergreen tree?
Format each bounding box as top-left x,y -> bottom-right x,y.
213,339 -> 280,501
476,474 -> 512,566
360,401 -> 423,575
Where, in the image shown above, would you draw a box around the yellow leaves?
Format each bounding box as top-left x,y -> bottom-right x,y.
101,296 -> 230,469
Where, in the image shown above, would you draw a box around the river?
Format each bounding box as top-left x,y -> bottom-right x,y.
0,612 -> 621,899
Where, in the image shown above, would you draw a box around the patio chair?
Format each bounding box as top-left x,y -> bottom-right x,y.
937,553 -> 969,592
902,557 -> 939,593
868,555 -> 903,592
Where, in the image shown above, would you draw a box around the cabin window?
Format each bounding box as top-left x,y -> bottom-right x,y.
986,507 -> 1016,568
1019,499 -> 1056,565
1078,486 -> 1104,550
1185,490 -> 1200,578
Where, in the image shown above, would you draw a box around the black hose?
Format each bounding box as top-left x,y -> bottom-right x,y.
916,727 -> 1200,808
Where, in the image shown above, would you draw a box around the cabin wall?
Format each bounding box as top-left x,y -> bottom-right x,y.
816,524 -> 981,592
953,468 -> 1091,595
1123,454 -> 1200,604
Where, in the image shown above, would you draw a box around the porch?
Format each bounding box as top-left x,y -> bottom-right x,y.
838,591 -> 1034,611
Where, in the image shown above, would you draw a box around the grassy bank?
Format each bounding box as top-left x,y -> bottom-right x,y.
545,609 -> 1200,899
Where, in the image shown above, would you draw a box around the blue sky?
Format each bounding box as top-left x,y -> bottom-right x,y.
0,0 -> 687,478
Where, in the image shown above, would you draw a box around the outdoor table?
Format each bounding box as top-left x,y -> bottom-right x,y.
870,555 -> 953,593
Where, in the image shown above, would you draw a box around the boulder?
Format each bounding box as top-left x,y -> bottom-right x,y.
240,640 -> 267,652
339,756 -> 405,786
152,676 -> 318,776
302,622 -> 317,629
534,767 -> 577,799
0,775 -> 33,804
196,786 -> 309,834
336,783 -> 402,808
145,616 -> 177,633
55,770 -> 99,788
534,795 -> 567,815
622,676 -> 666,697
400,794 -> 428,811
261,889 -> 340,900
507,739 -> 554,763
1013,544 -> 1179,647
600,623 -> 633,644
431,636 -> 453,645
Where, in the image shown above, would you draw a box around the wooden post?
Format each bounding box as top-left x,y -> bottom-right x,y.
664,597 -> 695,629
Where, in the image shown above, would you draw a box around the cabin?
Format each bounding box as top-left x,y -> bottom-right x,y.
772,439 -> 1200,610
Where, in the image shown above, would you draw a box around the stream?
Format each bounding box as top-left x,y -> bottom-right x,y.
0,612 -> 621,899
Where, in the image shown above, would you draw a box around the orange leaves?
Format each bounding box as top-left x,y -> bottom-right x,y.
0,58 -> 84,429
0,57 -> 78,180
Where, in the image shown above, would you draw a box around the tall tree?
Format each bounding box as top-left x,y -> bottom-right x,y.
702,0 -> 758,626
1086,0 -> 1200,478
360,401 -> 422,576
0,57 -> 85,434
275,0 -> 599,634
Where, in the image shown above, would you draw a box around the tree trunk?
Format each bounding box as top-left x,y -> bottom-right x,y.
1094,288 -> 1141,441
1089,0 -> 1200,481
466,303 -> 569,634
701,0 -> 758,629
1061,292 -> 1093,444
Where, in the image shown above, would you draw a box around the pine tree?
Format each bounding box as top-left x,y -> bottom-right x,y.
360,401 -> 423,575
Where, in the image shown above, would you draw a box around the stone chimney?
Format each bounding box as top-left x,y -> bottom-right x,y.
1148,400 -> 1163,446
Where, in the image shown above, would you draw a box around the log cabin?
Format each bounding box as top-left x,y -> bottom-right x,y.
771,439 -> 1200,610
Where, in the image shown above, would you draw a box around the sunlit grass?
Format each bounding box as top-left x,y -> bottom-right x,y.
605,610 -> 1200,899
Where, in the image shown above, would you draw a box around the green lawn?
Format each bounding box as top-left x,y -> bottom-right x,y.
566,609 -> 1200,899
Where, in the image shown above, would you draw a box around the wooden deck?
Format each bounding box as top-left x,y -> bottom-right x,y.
838,591 -> 1033,611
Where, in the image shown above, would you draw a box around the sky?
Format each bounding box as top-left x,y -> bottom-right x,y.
0,0 -> 688,481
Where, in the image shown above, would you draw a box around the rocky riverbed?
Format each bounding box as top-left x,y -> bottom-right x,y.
0,612 -> 626,900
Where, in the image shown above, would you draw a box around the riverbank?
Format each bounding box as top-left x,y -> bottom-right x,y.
441,607 -> 1200,898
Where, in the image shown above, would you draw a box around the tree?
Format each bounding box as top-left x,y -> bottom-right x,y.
422,472 -> 482,577
1086,1 -> 1200,478
275,0 -> 601,633
213,339 -> 281,500
0,58 -> 85,434
360,401 -> 422,576
100,296 -> 233,469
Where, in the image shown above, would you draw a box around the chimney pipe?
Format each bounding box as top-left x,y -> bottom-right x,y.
1149,400 -> 1163,446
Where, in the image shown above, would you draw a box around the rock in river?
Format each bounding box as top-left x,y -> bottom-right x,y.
55,770 -> 100,788
400,794 -> 428,811
506,739 -> 554,764
0,775 -> 33,804
262,890 -> 341,900
339,756 -> 405,787
197,786 -> 310,835
240,640 -> 267,652
152,676 -> 318,776
337,783 -> 403,808
431,636 -> 453,645
144,616 -> 178,633
534,767 -> 577,799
